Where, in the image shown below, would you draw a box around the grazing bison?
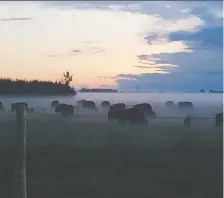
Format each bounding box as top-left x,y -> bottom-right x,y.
177,101 -> 194,109
109,103 -> 126,111
101,101 -> 110,109
82,101 -> 97,110
215,112 -> 223,127
108,109 -> 126,124
77,100 -> 86,106
0,101 -> 4,111
125,108 -> 148,125
108,107 -> 148,125
51,100 -> 59,108
11,102 -> 28,112
133,103 -> 156,118
55,103 -> 74,116
165,101 -> 176,107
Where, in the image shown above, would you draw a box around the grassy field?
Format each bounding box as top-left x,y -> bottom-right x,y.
0,119 -> 222,198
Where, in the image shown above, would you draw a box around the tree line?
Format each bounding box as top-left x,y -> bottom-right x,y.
0,72 -> 77,95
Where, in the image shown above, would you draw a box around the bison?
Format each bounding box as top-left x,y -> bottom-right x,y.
77,100 -> 86,106
55,103 -> 74,116
109,103 -> 126,111
125,108 -> 148,125
133,103 -> 156,118
101,101 -> 110,109
0,101 -> 4,111
215,112 -> 223,127
108,109 -> 126,124
108,107 -> 148,125
51,100 -> 59,108
165,101 -> 176,108
177,101 -> 194,109
11,102 -> 28,112
82,101 -> 97,110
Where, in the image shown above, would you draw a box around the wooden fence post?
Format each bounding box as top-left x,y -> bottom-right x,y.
14,104 -> 27,198
184,116 -> 191,129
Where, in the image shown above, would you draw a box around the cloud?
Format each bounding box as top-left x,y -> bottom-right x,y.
96,76 -> 111,79
0,17 -> 31,22
132,65 -> 152,69
46,49 -> 82,57
46,54 -> 64,58
42,1 -> 198,20
115,2 -> 223,92
137,54 -> 178,69
91,46 -> 105,53
116,74 -> 138,81
190,6 -> 223,26
171,5 -> 223,50
46,46 -> 105,58
143,33 -> 158,44
119,47 -> 223,91
164,4 -> 172,9
169,26 -> 223,49
85,40 -> 97,44
167,4 -> 223,49
133,63 -> 177,69
116,71 -> 223,92
71,49 -> 82,53
137,54 -> 161,61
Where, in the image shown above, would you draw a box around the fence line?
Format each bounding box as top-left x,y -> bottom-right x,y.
14,104 -> 27,198
0,110 -> 219,132
0,112 -> 216,119
0,111 -> 217,128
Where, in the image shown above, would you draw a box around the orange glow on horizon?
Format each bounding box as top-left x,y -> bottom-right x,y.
0,2 -> 204,88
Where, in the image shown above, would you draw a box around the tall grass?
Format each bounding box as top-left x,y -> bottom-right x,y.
0,119 -> 222,198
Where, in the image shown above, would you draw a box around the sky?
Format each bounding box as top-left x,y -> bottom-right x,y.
0,1 -> 223,92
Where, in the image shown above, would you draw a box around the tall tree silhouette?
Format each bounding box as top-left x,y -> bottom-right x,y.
62,71 -> 73,85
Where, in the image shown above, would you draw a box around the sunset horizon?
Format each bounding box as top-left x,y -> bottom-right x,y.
0,1 -> 223,91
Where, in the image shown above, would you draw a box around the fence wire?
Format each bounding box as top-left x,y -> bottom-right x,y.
0,110 -> 218,130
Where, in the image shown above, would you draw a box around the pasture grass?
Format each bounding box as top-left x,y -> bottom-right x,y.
0,119 -> 222,198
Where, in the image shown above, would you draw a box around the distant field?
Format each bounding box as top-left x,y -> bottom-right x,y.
0,119 -> 222,198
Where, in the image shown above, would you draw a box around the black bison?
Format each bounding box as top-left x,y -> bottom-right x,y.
11,102 -> 28,112
177,101 -> 194,109
55,104 -> 74,116
108,107 -> 148,125
101,101 -> 110,109
215,112 -> 223,127
82,101 -> 97,110
51,100 -> 59,108
109,103 -> 126,111
133,103 -> 156,118
165,101 -> 176,107
77,100 -> 86,106
0,101 -> 4,111
108,109 -> 125,124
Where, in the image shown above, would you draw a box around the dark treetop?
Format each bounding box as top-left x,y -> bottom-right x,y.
0,78 -> 77,96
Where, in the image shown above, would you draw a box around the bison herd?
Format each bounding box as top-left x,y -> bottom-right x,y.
0,100 -> 222,127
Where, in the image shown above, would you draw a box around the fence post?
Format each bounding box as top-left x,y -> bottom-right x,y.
14,104 -> 27,198
184,116 -> 191,129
